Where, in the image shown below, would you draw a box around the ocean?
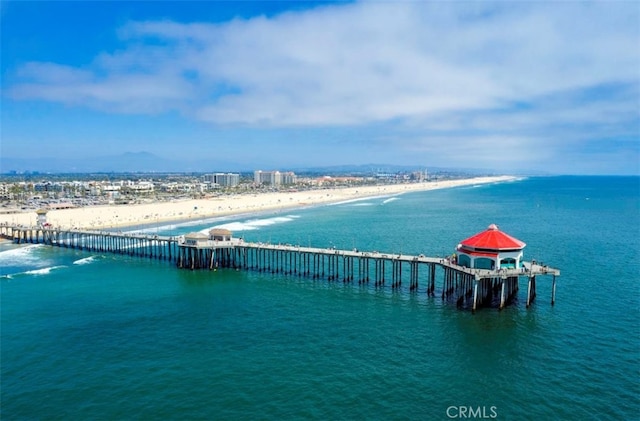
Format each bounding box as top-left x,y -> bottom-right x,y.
1,176 -> 638,420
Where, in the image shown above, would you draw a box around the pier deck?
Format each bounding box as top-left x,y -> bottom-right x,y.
1,224 -> 559,311
240,242 -> 559,278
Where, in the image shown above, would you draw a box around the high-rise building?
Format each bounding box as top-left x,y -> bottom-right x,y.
254,170 -> 282,186
281,172 -> 297,185
214,173 -> 240,187
206,173 -> 240,187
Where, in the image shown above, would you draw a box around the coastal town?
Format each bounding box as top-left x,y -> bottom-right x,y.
0,168 -> 511,230
0,168 -> 440,214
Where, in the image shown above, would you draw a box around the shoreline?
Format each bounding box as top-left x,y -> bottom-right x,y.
0,176 -> 518,230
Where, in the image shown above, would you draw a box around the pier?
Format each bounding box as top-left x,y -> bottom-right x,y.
1,224 -> 559,312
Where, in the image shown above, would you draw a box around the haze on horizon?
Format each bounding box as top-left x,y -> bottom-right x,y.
1,1 -> 638,175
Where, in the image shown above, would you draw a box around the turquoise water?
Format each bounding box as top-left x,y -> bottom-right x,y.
2,176 -> 638,420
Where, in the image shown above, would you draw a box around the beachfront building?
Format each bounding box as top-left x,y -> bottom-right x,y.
208,173 -> 240,187
281,172 -> 297,185
34,181 -> 64,194
254,170 -> 281,187
159,182 -> 194,193
102,184 -> 121,199
410,170 -> 427,182
253,170 -> 298,187
456,224 -> 526,270
0,183 -> 10,200
120,180 -> 154,194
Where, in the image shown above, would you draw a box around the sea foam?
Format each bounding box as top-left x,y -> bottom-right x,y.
73,256 -> 99,265
23,265 -> 66,276
204,215 -> 301,233
0,244 -> 46,267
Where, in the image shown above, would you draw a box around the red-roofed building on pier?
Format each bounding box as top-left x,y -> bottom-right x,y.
456,224 -> 526,270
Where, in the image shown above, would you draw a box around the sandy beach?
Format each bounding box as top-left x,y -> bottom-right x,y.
1,176 -> 516,230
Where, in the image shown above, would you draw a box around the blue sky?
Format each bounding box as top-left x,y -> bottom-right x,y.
1,1 -> 639,175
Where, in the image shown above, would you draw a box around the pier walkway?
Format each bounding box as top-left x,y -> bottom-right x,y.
1,224 -> 559,312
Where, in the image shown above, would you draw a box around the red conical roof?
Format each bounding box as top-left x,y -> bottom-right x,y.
459,224 -> 526,251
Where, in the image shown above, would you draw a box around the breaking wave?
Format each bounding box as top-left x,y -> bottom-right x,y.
73,256 -> 100,265
0,244 -> 46,267
23,265 -> 66,276
205,215 -> 301,232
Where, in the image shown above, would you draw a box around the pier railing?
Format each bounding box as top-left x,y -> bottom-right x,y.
1,224 -> 559,312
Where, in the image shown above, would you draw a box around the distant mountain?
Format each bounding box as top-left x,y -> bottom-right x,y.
287,163 -> 506,176
1,153 -> 544,176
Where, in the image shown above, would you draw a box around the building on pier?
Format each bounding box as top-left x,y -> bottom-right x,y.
36,209 -> 48,228
181,230 -> 238,248
456,224 -> 525,270
209,228 -> 232,241
183,232 -> 209,247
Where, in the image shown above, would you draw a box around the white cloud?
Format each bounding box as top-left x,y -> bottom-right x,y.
5,1 -> 639,173
9,2 -> 638,123
11,61 -> 193,113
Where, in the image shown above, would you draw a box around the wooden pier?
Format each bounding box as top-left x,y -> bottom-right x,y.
0,224 -> 559,312
1,225 -> 178,260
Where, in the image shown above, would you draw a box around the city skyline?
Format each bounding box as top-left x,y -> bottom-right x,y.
2,1 -> 639,175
